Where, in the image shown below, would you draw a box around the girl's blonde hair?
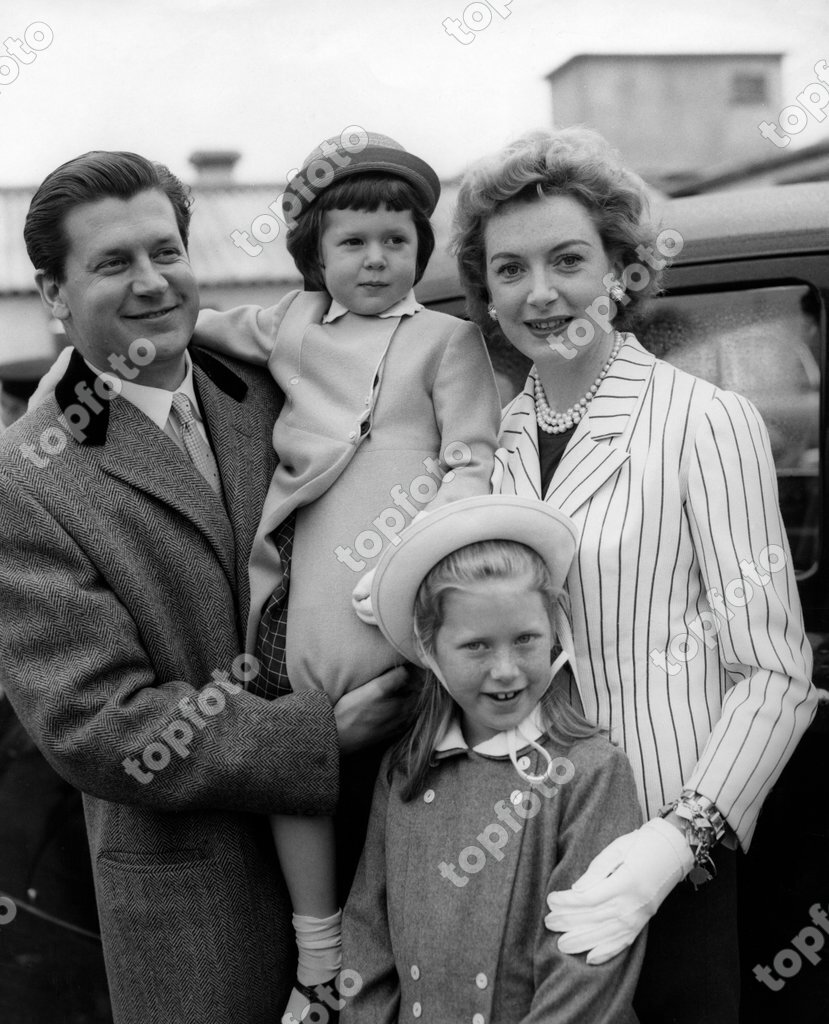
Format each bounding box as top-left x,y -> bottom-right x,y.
451,126 -> 660,337
388,538 -> 597,800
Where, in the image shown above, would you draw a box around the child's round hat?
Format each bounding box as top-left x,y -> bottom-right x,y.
371,495 -> 579,666
282,130 -> 441,223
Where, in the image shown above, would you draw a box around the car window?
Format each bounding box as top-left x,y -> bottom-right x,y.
638,284 -> 821,577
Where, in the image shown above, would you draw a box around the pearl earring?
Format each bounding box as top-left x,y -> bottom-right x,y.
488,304 -> 498,322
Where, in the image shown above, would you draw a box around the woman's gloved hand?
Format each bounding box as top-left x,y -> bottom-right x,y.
545,817 -> 694,964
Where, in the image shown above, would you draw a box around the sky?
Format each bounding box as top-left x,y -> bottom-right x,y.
1,0 -> 828,186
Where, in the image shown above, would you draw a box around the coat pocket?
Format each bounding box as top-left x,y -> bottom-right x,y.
95,849 -> 263,1024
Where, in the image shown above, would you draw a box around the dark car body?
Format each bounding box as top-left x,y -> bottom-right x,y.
419,181 -> 829,1023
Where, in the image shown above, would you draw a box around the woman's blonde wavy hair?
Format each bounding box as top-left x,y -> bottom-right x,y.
451,127 -> 661,335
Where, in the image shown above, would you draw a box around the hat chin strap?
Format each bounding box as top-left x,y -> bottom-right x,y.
415,630 -> 569,786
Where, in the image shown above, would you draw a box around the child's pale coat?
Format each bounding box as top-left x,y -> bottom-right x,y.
196,291 -> 501,698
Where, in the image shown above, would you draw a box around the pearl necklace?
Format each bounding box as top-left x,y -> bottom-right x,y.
532,332 -> 624,435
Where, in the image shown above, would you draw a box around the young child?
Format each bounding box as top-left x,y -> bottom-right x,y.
342,495 -> 646,1023
193,133 -> 501,1021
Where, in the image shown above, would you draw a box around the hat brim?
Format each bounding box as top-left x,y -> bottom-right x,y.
371,495 -> 579,666
284,145 -> 441,219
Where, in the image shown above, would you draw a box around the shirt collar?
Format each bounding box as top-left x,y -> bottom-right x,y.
433,704 -> 546,760
322,289 -> 424,324
84,351 -> 201,431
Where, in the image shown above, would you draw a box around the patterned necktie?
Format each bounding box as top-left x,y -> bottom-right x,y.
169,393 -> 222,494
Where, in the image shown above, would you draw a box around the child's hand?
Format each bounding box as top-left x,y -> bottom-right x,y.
544,817 -> 694,964
351,567 -> 377,625
28,346 -> 74,410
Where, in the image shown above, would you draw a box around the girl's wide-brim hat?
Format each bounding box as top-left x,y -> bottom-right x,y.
282,130 -> 441,222
371,495 -> 579,666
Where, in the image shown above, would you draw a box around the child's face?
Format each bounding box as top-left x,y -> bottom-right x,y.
432,574 -> 554,747
319,205 -> 418,316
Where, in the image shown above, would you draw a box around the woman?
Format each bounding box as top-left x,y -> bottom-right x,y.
451,127 -> 817,1023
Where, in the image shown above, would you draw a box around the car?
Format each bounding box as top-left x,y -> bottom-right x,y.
418,180 -> 829,1024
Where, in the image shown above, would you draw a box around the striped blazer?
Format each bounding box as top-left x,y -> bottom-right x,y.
494,335 -> 816,847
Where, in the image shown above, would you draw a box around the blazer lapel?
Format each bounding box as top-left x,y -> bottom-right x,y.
493,382 -> 542,498
496,336 -> 656,517
98,381 -> 237,587
547,336 -> 655,516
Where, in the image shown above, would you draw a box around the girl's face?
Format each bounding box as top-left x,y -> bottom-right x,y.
432,574 -> 554,747
319,205 -> 418,316
484,193 -> 619,366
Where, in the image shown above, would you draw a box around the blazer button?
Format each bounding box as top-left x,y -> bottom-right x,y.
517,756 -> 531,771
423,789 -> 435,803
290,376 -> 300,385
473,1014 -> 485,1024
413,1001 -> 422,1017
475,972 -> 488,989
410,964 -> 420,980
510,789 -> 525,805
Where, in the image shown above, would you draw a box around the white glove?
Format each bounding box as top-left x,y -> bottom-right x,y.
351,566 -> 377,625
27,345 -> 74,410
545,817 -> 694,964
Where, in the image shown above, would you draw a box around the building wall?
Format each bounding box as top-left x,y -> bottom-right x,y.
549,55 -> 783,182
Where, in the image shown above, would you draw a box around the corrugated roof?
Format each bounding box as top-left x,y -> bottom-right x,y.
0,181 -> 461,295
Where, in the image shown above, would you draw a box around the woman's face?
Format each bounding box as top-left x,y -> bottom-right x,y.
484,193 -> 619,365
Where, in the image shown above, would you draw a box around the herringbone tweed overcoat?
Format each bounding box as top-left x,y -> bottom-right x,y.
0,347 -> 340,1024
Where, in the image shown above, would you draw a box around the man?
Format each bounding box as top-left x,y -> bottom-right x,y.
0,151 -> 407,1024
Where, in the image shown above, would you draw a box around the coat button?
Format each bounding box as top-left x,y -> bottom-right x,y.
510,789 -> 524,805
290,376 -> 299,385
410,964 -> 420,980
413,1002 -> 422,1017
423,789 -> 435,803
517,756 -> 531,771
473,1015 -> 485,1024
475,972 -> 488,989
348,430 -> 357,440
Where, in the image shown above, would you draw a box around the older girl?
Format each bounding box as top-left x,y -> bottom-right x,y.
451,127 -> 817,1022
342,494 -> 646,1023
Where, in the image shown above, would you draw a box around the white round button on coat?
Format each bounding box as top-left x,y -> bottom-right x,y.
410,965 -> 420,980
423,789 -> 435,803
413,1001 -> 422,1018
510,789 -> 524,805
517,756 -> 531,771
475,972 -> 488,988
473,1014 -> 485,1024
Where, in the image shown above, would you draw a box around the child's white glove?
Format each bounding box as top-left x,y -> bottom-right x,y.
544,817 -> 694,964
28,345 -> 74,410
351,566 -> 377,625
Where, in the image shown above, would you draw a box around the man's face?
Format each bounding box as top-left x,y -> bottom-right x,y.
38,189 -> 199,389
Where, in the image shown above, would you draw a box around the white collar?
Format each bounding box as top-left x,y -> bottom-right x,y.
322,289 -> 424,324
84,351 -> 201,431
433,704 -> 546,758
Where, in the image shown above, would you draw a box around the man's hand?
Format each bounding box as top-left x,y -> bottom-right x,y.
334,666 -> 413,755
544,817 -> 694,964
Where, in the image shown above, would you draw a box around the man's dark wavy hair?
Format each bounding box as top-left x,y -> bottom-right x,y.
24,150 -> 193,281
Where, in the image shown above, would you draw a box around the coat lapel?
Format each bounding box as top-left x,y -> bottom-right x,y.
98,395 -> 238,586
496,336 -> 656,517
